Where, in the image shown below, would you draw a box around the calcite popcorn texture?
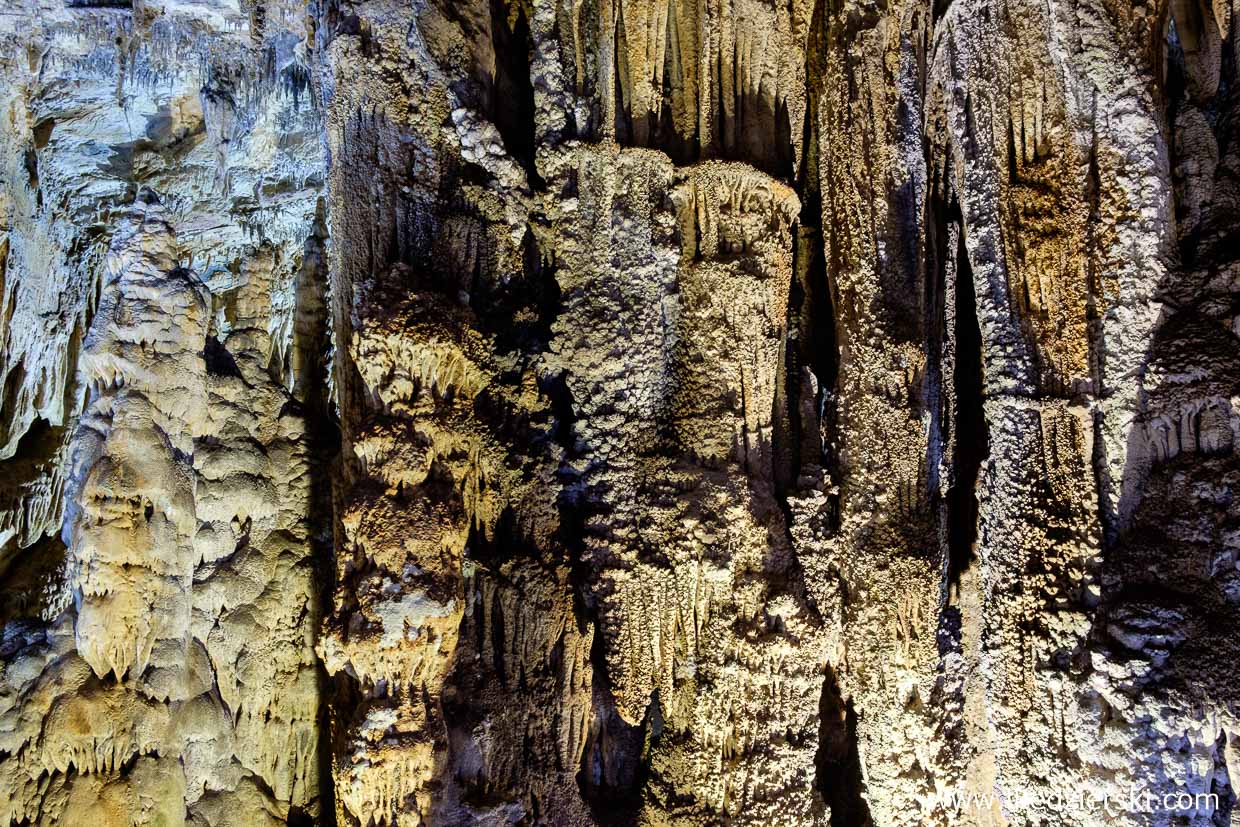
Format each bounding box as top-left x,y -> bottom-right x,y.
0,0 -> 1238,825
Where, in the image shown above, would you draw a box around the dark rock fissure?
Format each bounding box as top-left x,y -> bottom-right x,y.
816,664 -> 873,827
945,225 -> 987,595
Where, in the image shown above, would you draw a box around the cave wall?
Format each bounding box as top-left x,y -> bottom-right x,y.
0,0 -> 1238,825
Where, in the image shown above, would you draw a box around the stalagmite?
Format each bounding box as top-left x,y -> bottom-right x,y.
1,0 -> 1239,825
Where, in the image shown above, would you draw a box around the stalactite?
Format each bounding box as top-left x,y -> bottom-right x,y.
1,0 -> 1238,824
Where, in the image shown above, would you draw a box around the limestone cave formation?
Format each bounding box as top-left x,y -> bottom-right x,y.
0,0 -> 1238,825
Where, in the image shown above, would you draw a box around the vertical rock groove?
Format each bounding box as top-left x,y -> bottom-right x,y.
815,664 -> 871,827
0,0 -> 1238,825
945,227 -> 986,595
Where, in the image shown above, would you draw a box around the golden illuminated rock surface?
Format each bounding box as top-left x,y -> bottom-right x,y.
0,0 -> 1237,825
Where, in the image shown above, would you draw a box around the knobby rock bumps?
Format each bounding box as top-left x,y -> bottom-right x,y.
0,0 -> 1237,825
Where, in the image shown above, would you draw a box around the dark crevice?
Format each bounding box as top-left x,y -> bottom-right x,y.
776,221 -> 838,501
1167,17 -> 1200,264
0,401 -> 69,617
470,227 -> 560,355
775,0 -> 839,513
924,150 -> 951,506
576,621 -> 646,826
803,224 -> 839,472
22,145 -> 37,192
250,2 -> 267,42
1210,731 -> 1236,825
1082,95 -> 1117,548
775,239 -> 808,495
0,359 -> 27,431
804,0 -> 844,529
653,13 -> 695,165
556,410 -> 648,820
945,226 -> 987,596
202,335 -> 243,378
613,5 -> 635,149
611,11 -> 797,177
0,530 -> 67,629
557,385 -> 646,821
1006,117 -> 1020,182
815,664 -> 872,827
1165,14 -> 1190,124
488,0 -> 542,187
293,209 -> 340,827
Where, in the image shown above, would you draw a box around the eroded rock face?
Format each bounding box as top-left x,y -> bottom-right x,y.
1,0 -> 1238,825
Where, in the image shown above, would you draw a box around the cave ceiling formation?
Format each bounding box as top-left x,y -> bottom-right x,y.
0,0 -> 1238,825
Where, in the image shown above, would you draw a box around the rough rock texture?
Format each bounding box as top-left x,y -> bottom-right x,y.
1,0 -> 1239,825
